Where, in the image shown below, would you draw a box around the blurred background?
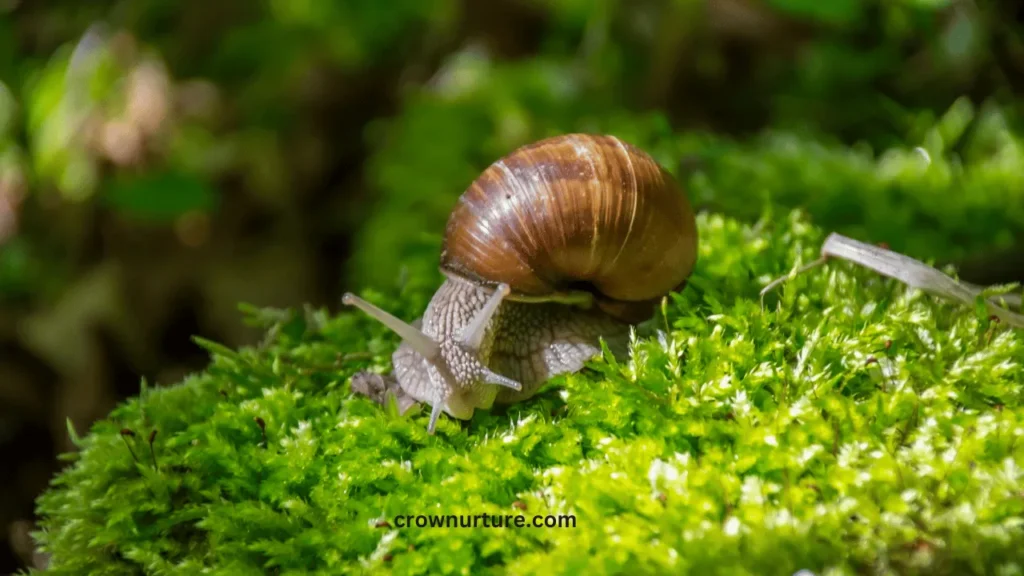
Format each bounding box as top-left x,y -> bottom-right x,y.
2,0 -> 1024,571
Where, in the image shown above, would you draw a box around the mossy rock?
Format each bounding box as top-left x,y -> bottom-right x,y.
31,209 -> 1024,575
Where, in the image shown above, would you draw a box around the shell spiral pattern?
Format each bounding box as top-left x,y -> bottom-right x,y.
439,133 -> 699,323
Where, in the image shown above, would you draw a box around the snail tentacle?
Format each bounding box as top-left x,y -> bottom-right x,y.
460,283 -> 511,349
347,281 -> 523,434
427,400 -> 445,434
341,293 -> 440,361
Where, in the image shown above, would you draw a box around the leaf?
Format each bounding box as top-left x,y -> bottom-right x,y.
103,170 -> 219,222
818,233 -> 1024,328
0,81 -> 15,137
764,0 -> 862,25
66,418 -> 83,447
192,335 -> 241,361
383,390 -> 403,419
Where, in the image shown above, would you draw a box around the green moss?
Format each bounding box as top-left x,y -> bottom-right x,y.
32,206 -> 1024,575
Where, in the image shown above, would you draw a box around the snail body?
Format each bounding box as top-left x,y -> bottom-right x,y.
344,134 -> 698,433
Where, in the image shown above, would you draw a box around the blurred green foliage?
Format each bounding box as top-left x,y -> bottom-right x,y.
6,0 -> 1024,572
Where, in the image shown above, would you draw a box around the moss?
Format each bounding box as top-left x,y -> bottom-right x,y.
31,205 -> 1024,575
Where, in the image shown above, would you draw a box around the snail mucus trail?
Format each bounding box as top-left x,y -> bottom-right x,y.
343,134 -> 700,434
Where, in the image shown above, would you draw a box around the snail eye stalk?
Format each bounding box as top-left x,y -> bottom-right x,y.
459,283 -> 511,349
342,293 -> 441,360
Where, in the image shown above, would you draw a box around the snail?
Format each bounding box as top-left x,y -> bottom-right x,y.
343,134 -> 699,434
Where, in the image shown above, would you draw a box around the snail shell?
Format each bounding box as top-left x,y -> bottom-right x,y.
439,133 -> 698,323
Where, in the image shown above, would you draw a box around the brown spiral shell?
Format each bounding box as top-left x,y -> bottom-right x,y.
439,133 -> 698,323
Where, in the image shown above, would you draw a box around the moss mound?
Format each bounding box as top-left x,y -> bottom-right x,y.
31,206 -> 1024,575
